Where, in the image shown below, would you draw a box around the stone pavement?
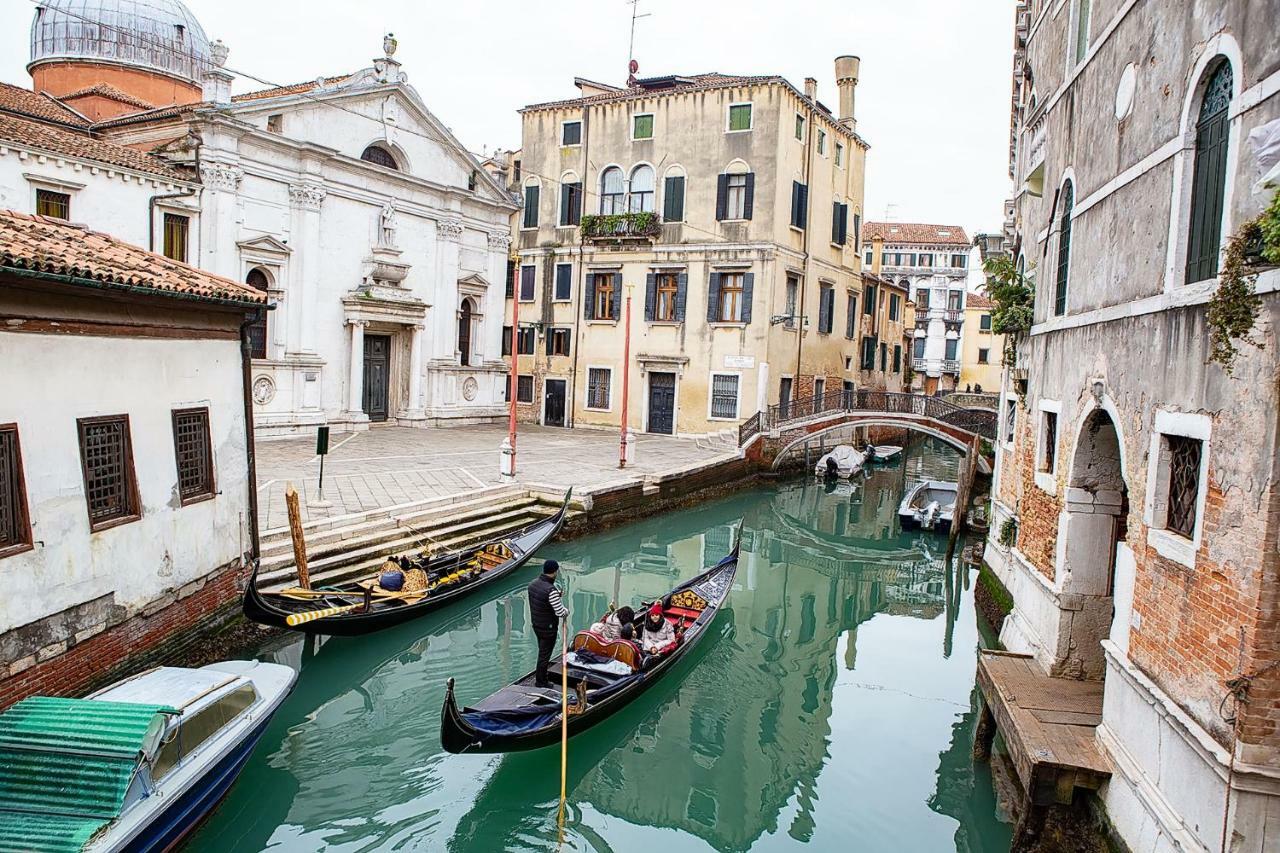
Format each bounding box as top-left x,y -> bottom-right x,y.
255,424 -> 731,532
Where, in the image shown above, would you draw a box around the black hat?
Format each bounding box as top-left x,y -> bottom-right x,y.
543,559 -> 560,574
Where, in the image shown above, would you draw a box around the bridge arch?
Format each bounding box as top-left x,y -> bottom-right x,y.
770,417 -> 992,474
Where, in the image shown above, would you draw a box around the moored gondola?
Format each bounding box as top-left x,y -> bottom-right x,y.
440,535 -> 740,754
242,490 -> 572,636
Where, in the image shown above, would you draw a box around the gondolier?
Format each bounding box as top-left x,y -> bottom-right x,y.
528,559 -> 570,687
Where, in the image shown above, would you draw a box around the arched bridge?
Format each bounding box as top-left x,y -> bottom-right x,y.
739,390 -> 998,472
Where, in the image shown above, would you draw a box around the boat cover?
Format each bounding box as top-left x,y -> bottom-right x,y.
461,674 -> 642,736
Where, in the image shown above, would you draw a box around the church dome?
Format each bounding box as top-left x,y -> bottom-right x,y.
29,0 -> 212,85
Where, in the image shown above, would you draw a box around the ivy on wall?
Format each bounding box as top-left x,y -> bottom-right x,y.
1206,188 -> 1278,373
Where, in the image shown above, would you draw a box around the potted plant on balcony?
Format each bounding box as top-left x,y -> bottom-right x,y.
981,255 -> 1035,368
1207,187 -> 1277,373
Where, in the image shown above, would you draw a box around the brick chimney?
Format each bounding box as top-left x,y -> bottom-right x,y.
835,55 -> 860,130
871,236 -> 884,276
804,77 -> 818,101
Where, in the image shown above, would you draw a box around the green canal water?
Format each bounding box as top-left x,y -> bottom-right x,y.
187,439 -> 1012,852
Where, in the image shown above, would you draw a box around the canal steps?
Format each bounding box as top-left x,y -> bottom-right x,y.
257,485 -> 563,590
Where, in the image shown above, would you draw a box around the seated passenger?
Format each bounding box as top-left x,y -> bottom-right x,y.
638,602 -> 676,655
589,606 -> 634,642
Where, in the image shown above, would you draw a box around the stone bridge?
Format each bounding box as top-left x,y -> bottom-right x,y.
739,390 -> 997,473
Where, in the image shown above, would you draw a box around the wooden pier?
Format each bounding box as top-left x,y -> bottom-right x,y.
973,650 -> 1110,849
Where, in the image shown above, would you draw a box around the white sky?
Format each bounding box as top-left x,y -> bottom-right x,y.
1,0 -> 1014,234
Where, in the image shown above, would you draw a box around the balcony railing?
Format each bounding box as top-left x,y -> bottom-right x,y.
737,389 -> 998,446
914,309 -> 929,324
942,359 -> 961,373
580,212 -> 662,242
944,309 -> 964,323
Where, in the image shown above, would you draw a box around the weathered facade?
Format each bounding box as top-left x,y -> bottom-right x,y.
987,1 -> 1280,850
501,61 -> 893,436
959,292 -> 1001,393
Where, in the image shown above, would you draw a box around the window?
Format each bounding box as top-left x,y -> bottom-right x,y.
629,165 -> 655,213
654,273 -> 680,321
845,291 -> 857,338
715,273 -> 745,322
35,188 -> 69,220
0,425 -> 31,557
879,342 -> 887,371
893,345 -> 902,372
790,181 -> 808,229
559,181 -> 582,226
864,249 -> 872,266
516,327 -> 535,355
1163,435 -> 1202,539
587,368 -> 611,410
978,348 -> 990,364
918,253 -> 933,267
835,142 -> 844,166
1186,60 -> 1233,283
632,114 -> 654,140
718,171 -> 753,220
245,268 -> 270,359
153,685 -> 257,781
663,173 -> 685,222
863,284 -> 876,315
562,120 -> 582,146
522,183 -> 540,228
913,337 -> 926,358
861,336 -> 877,370
505,259 -> 515,299
888,293 -> 901,322
519,265 -> 535,301
554,263 -> 572,301
1073,0 -> 1091,65
728,103 -> 752,131
814,378 -> 825,403
517,375 -> 534,403
592,273 -> 617,320
266,114 -> 283,133
171,408 -> 214,504
831,201 -> 848,245
710,374 -> 740,419
1054,180 -> 1074,316
948,290 -> 963,310
916,287 -> 930,307
501,325 -> 512,356
162,213 -> 188,262
816,129 -> 826,155
360,145 -> 398,170
980,313 -> 993,331
785,274 -> 799,328
1039,411 -> 1058,474
944,338 -> 959,360
600,167 -> 625,214
817,284 -> 835,334
1003,399 -> 1016,443
77,415 -> 139,531
547,327 -> 571,357
951,254 -> 968,268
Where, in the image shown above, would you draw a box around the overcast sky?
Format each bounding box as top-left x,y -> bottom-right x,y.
2,0 -> 1014,234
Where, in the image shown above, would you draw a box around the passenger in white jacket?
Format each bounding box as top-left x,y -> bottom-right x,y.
639,603 -> 676,655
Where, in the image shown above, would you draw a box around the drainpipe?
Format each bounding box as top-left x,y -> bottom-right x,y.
568,103 -> 591,429
239,313 -> 263,563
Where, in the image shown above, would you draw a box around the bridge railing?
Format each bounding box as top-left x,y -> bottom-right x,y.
738,390 -> 997,446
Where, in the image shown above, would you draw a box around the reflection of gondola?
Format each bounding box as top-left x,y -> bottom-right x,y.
242,491 -> 571,636
440,540 -> 739,754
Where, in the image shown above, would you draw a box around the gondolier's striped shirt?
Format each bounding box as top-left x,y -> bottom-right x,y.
547,586 -> 569,618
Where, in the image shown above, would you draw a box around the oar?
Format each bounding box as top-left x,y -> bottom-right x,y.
557,615 -> 569,844
285,602 -> 362,627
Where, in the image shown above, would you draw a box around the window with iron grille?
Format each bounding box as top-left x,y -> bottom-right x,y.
77,415 -> 139,530
172,408 -> 214,504
1039,411 -> 1058,474
710,374 -> 739,419
360,145 -> 399,170
1054,181 -> 1074,316
36,189 -> 70,220
587,368 -> 611,410
162,213 -> 189,262
0,425 -> 32,556
516,375 -> 534,403
1164,435 -> 1202,539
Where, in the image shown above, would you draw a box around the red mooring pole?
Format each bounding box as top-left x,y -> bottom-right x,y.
619,285 -> 632,468
508,268 -> 519,475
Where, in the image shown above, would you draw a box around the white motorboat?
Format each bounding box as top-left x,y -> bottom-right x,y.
863,444 -> 904,463
815,445 -> 866,479
898,480 -> 959,531
0,660 -> 296,851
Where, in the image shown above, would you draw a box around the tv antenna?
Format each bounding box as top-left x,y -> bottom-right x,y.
627,0 -> 651,86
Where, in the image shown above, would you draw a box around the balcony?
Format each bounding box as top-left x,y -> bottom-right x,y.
942,359 -> 961,374
580,212 -> 662,243
944,309 -> 964,323
915,308 -> 929,324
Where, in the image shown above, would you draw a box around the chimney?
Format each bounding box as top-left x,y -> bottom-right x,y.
871,236 -> 884,276
202,39 -> 232,104
804,77 -> 818,102
835,55 -> 860,130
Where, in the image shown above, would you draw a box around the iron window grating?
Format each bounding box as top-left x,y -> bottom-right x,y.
36,189 -> 70,220
587,368 -> 611,409
172,408 -> 214,504
77,415 -> 139,530
711,375 -> 739,419
1165,434 -> 1202,539
0,425 -> 32,554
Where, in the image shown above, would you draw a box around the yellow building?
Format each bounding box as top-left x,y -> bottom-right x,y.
500,59 -> 895,436
958,292 -> 1001,393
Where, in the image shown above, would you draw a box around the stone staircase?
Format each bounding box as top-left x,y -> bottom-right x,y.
257,484 -> 565,591
694,428 -> 742,454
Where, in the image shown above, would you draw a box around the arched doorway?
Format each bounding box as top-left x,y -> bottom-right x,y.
458,298 -> 474,366
245,267 -> 271,359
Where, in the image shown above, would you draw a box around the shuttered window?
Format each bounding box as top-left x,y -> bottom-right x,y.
790,181 -> 809,229
663,176 -> 685,222
845,292 -> 857,339
172,407 -> 214,504
522,184 -> 539,228
893,345 -> 902,372
559,182 -> 582,226
861,336 -> 877,370
1054,181 -> 1074,316
519,265 -> 536,301
1186,60 -> 1233,283
554,263 -> 573,301
546,328 -> 571,357
718,173 -> 753,220
516,327 -> 536,355
77,415 -> 140,531
162,213 -> 189,262
654,273 -> 680,321
562,121 -> 582,145
0,425 -> 31,557
817,284 -> 834,334
516,375 -> 534,403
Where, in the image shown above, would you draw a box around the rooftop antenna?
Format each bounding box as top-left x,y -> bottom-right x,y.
627,0 -> 651,86
884,203 -> 900,222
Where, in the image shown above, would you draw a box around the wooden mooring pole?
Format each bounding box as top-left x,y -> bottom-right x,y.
285,483 -> 311,589
945,435 -> 982,562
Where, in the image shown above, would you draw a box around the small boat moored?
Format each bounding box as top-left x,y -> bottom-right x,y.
0,661 -> 295,852
863,444 -> 903,463
898,480 -> 959,532
814,445 -> 866,479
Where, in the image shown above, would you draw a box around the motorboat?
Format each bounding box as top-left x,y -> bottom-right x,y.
863,444 -> 903,463
814,445 -> 865,479
0,660 -> 296,851
898,480 -> 959,532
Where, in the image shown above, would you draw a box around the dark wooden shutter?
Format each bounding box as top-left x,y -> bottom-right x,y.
792,182 -> 802,227
584,275 -> 596,319
707,273 -> 722,322
675,273 -> 688,322
663,176 -> 685,221
610,276 -> 621,321
799,184 -> 808,228
644,273 -> 657,321
523,185 -> 539,228
839,204 -> 849,244
560,185 -> 571,225
1186,60 -> 1233,283
832,202 -> 841,243
570,182 -> 582,225
545,331 -> 554,355
818,287 -> 830,331
743,173 -> 755,220
742,273 -> 755,324
501,326 -> 512,356
715,175 -> 729,221
555,263 -> 572,300
852,213 -> 860,251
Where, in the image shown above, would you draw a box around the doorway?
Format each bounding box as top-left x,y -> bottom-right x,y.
362,334 -> 391,422
458,298 -> 474,366
647,372 -> 676,434
779,377 -> 793,420
544,379 -> 567,427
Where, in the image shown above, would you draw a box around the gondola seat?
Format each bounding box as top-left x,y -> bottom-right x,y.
571,631 -> 641,672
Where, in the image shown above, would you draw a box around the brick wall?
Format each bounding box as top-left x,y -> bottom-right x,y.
1014,421 -> 1059,581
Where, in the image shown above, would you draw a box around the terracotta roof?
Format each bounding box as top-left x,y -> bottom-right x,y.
966,293 -> 994,309
523,73 -> 784,112
0,210 -> 266,307
90,102 -> 202,129
0,111 -> 186,180
91,73 -> 359,129
232,74 -> 356,103
864,222 -> 971,246
58,84 -> 156,111
0,82 -> 88,128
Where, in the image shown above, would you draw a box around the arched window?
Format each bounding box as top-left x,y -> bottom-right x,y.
360,144 -> 399,171
600,167 -> 625,214
1186,59 -> 1233,283
628,165 -> 655,213
458,297 -> 475,366
663,165 -> 686,222
1054,180 -> 1074,316
246,267 -> 270,359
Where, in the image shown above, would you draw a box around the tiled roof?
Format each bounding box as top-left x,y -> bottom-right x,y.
864,222 -> 971,246
58,83 -> 156,111
232,73 -> 355,103
91,73 -> 359,129
522,73 -> 784,112
0,82 -> 88,127
89,102 -> 201,129
0,210 -> 267,306
0,111 -> 185,179
966,292 -> 994,309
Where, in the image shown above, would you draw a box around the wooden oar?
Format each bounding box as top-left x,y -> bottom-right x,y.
285,602 -> 362,627
557,615 -> 569,844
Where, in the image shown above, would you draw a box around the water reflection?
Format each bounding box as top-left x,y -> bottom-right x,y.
186,439 -> 1009,852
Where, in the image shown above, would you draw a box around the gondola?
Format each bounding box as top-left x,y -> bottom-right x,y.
440,534 -> 740,754
242,489 -> 572,637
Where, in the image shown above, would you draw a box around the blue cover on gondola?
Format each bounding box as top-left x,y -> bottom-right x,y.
461,674 -> 643,736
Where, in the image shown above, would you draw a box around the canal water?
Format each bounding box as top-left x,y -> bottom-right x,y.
187,438 -> 1012,852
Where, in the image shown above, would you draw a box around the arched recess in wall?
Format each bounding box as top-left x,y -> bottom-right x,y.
458,296 -> 476,367
360,141 -> 407,172
245,267 -> 271,359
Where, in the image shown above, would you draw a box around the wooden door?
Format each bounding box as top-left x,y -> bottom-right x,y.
647,372 -> 676,435
362,334 -> 390,422
544,379 -> 567,427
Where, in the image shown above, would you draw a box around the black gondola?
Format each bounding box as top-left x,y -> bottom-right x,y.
242,489 -> 572,637
440,535 -> 740,753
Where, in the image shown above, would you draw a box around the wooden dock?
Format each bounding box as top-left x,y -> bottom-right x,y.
973,650 -> 1110,831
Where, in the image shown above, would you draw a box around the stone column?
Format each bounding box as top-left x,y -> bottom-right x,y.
433,219 -> 465,361
198,162 -> 242,278
404,323 -> 426,420
288,182 -> 327,355
347,319 -> 367,419
485,231 -> 512,365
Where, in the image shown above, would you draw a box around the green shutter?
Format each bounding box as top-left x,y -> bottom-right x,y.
644,273 -> 656,321
742,273 -> 755,323
663,176 -> 685,221
675,273 -> 688,322
707,273 -> 722,322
